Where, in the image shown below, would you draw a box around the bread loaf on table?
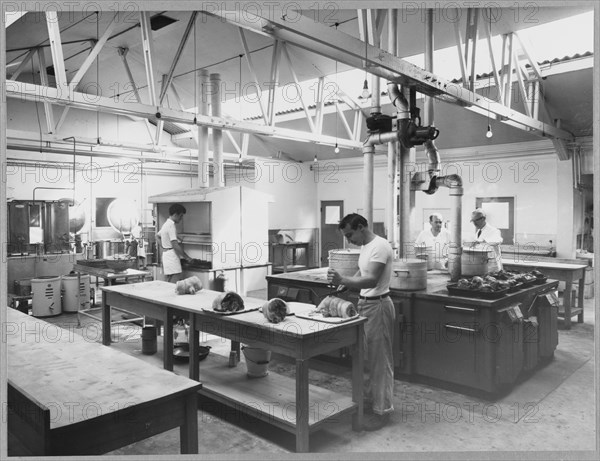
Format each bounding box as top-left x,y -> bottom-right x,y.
212,291 -> 245,312
175,276 -> 203,295
316,296 -> 357,318
262,298 -> 289,324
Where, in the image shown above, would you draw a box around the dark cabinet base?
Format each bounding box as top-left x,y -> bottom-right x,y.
267,269 -> 559,395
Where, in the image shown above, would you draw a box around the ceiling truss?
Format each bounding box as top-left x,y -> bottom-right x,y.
5,8 -> 579,161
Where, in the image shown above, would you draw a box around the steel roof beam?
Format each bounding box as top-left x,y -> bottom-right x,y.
5,80 -> 362,150
203,9 -> 574,142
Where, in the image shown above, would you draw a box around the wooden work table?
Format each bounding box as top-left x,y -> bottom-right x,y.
101,280 -> 365,452
502,259 -> 587,329
6,308 -> 201,456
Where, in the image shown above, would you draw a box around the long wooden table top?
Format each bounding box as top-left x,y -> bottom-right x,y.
6,309 -> 201,429
501,260 -> 588,271
101,280 -> 366,338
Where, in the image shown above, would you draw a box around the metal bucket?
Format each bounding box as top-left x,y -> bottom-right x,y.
390,259 -> 427,290
328,249 -> 360,277
242,346 -> 271,378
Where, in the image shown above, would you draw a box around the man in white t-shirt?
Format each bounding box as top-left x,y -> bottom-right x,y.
327,213 -> 394,431
414,213 -> 450,269
156,203 -> 192,282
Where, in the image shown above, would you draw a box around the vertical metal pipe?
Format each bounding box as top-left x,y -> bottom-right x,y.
448,189 -> 463,281
386,9 -> 398,251
198,69 -> 210,187
210,73 -> 224,187
398,87 -> 415,258
424,9 -> 434,126
363,144 -> 374,226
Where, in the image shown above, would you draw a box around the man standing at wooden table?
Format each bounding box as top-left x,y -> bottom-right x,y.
157,203 -> 193,283
327,213 -> 395,431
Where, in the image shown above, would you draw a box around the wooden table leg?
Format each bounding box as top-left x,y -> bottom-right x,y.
189,314 -> 199,381
563,278 -> 573,330
180,392 -> 199,454
577,271 -> 585,323
102,290 -> 111,345
164,311 -> 174,371
352,325 -> 364,432
295,358 -> 310,453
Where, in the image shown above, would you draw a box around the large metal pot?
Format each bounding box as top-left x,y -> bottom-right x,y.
461,248 -> 491,276
390,258 -> 427,290
109,239 -> 125,256
94,240 -> 111,259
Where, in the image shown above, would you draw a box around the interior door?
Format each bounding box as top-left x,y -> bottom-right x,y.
476,197 -> 515,245
320,201 -> 344,267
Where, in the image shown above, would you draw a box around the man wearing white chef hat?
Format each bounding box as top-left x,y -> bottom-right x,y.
469,208 -> 503,272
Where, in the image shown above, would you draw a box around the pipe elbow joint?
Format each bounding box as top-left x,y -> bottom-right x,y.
436,174 -> 464,195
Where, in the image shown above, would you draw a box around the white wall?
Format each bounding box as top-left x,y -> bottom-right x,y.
227,158 -> 319,229
310,151 -> 579,257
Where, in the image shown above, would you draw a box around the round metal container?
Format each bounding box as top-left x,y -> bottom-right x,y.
390,258 -> 427,290
415,245 -> 435,270
328,249 -> 360,277
95,240 -> 111,259
31,276 -> 62,317
61,274 -> 90,313
461,248 -> 491,276
109,240 -> 125,255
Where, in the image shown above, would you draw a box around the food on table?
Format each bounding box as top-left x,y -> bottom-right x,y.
212,291 -> 245,312
452,268 -> 546,293
262,298 -> 289,324
316,296 -> 357,318
175,276 -> 203,295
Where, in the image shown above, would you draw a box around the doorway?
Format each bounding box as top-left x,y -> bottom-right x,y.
320,201 -> 344,267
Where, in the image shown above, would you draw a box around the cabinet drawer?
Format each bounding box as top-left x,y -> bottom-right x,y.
443,304 -> 479,328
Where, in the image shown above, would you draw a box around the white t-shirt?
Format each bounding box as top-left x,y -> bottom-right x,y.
157,218 -> 177,249
358,235 -> 393,297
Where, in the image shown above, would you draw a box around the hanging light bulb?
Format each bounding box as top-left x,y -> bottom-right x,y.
361,79 -> 370,99
486,124 -> 493,138
238,153 -> 243,164
313,153 -> 318,163
334,143 -> 340,154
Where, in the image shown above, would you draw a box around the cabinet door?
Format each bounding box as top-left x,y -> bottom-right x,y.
412,300 -> 480,386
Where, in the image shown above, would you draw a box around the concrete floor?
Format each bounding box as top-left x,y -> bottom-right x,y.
17,290 -> 598,458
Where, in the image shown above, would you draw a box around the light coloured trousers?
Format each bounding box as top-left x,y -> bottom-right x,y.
358,296 -> 395,415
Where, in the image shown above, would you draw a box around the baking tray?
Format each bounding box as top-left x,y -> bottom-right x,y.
447,284 -> 509,299
200,307 -> 260,316
295,312 -> 360,323
507,282 -> 524,293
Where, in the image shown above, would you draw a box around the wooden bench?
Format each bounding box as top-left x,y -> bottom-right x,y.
6,308 -> 202,456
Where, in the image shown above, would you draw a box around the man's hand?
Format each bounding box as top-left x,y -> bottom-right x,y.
327,267 -> 343,286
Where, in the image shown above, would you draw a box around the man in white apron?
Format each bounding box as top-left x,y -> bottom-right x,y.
156,203 -> 193,282
469,208 -> 503,272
